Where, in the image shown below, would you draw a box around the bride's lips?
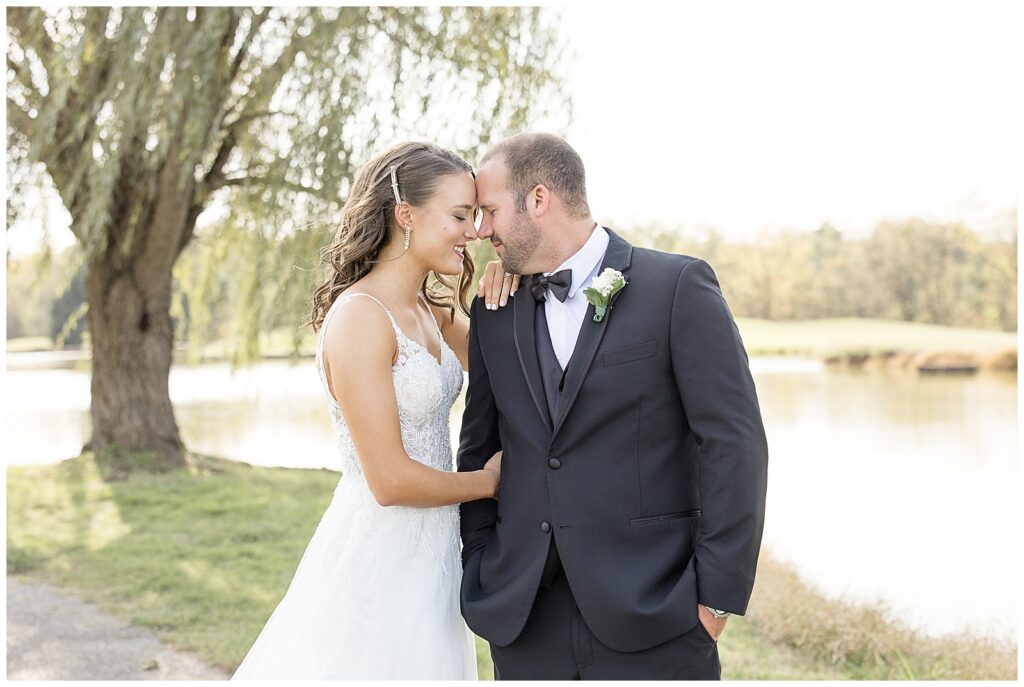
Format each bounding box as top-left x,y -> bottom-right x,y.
453,244 -> 466,260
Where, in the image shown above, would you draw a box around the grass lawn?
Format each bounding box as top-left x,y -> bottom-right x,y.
241,318 -> 1015,362
7,451 -> 1015,679
736,317 -> 1016,358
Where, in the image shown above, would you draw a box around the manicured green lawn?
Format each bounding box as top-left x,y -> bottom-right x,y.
735,317 -> 1016,358
7,451 -> 1016,678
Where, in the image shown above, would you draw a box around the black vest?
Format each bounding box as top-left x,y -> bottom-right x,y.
535,302 -> 567,587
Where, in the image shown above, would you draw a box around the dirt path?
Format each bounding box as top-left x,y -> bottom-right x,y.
6,577 -> 230,680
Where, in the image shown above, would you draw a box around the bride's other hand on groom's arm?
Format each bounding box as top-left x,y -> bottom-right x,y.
482,450 -> 502,499
478,260 -> 520,311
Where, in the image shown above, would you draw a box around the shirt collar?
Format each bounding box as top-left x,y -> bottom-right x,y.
545,223 -> 609,299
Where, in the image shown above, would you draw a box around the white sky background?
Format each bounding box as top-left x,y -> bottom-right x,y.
560,0 -> 1020,238
5,0 -> 1021,257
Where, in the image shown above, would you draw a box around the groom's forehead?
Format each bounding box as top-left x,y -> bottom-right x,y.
475,157 -> 507,195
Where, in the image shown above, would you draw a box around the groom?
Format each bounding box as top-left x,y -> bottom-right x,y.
457,133 -> 768,680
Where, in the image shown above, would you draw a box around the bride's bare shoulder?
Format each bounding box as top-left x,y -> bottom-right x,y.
322,292 -> 397,368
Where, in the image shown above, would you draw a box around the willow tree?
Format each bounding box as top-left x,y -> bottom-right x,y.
7,7 -> 568,467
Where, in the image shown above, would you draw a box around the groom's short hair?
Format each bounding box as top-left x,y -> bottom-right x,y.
480,133 -> 591,219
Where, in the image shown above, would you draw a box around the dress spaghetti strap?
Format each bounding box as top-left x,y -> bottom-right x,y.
336,292 -> 402,335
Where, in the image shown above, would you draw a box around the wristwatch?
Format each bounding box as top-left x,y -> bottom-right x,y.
706,606 -> 732,619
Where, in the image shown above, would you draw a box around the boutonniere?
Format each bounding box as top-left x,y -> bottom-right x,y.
583,268 -> 627,322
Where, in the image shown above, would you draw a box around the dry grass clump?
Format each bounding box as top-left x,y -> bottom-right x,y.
746,553 -> 1017,679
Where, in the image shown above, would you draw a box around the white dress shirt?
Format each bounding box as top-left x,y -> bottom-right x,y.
542,224 -> 609,369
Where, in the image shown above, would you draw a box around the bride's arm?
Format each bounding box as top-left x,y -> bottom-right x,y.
323,297 -> 500,508
433,262 -> 520,371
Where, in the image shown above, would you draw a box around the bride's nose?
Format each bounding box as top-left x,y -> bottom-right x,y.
463,222 -> 478,241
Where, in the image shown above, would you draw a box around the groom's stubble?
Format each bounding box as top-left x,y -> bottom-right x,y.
497,209 -> 543,275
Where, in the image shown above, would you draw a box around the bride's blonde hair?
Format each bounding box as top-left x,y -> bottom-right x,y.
307,142 -> 477,333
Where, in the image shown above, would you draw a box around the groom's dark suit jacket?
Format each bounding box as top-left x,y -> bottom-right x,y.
457,229 -> 768,652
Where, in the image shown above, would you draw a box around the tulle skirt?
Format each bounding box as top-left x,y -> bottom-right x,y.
231,474 -> 478,680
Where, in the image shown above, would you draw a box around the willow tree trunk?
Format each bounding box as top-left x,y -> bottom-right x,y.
82,143 -> 198,468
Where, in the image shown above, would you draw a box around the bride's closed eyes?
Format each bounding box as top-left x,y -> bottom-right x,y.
450,203 -> 474,223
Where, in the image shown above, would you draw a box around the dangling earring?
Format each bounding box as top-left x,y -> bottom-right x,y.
403,224 -> 411,251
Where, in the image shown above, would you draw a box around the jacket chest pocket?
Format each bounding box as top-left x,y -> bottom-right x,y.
603,339 -> 658,367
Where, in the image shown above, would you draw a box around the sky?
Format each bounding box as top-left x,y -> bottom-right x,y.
561,0 -> 1020,238
5,0 -> 1021,258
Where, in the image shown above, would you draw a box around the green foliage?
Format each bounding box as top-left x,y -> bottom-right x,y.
6,247 -> 85,341
621,216 -> 1017,332
8,7 -> 569,251
50,262 -> 87,346
170,216 -> 326,365
7,6 -> 570,363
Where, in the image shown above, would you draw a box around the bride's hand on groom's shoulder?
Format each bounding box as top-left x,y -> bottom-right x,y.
482,450 -> 503,499
478,261 -> 520,311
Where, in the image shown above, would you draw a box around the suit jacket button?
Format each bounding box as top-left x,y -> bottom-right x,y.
540,521 -> 551,533
548,458 -> 561,469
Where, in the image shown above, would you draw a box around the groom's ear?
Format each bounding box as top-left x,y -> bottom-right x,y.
529,183 -> 550,218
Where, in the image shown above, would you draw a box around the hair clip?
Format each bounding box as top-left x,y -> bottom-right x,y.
389,165 -> 402,204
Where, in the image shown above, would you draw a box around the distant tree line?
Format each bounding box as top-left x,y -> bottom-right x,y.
619,215 -> 1016,332
9,213 -> 1015,355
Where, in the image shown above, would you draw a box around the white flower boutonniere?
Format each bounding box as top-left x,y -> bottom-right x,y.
583,268 -> 628,322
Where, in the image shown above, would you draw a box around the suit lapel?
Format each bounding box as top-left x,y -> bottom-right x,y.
551,229 -> 634,439
513,275 -> 553,432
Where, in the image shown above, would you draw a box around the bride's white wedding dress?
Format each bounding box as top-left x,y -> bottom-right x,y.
231,292 -> 478,680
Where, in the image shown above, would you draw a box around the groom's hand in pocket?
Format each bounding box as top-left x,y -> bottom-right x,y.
697,603 -> 728,641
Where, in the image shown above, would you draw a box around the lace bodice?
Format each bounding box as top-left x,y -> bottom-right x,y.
314,292 -> 464,480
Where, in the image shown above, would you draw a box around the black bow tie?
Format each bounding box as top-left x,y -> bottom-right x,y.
531,269 -> 572,303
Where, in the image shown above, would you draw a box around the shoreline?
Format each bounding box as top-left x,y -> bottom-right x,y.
7,344 -> 1017,375
9,317 -> 1016,374
829,349 -> 1016,373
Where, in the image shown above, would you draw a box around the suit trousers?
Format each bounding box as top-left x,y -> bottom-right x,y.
489,568 -> 721,680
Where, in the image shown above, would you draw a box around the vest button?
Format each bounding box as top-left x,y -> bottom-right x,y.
540,521 -> 551,533
548,458 -> 561,469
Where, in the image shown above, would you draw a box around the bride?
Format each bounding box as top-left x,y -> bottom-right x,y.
231,142 -> 516,680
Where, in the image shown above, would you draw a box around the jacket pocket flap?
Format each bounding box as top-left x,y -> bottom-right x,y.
603,339 -> 658,366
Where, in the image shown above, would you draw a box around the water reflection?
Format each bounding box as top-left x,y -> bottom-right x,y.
752,360 -> 1016,641
4,354 -> 1017,641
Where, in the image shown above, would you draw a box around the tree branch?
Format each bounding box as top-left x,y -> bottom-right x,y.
228,10 -> 314,127
224,109 -> 294,129
217,173 -> 333,201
